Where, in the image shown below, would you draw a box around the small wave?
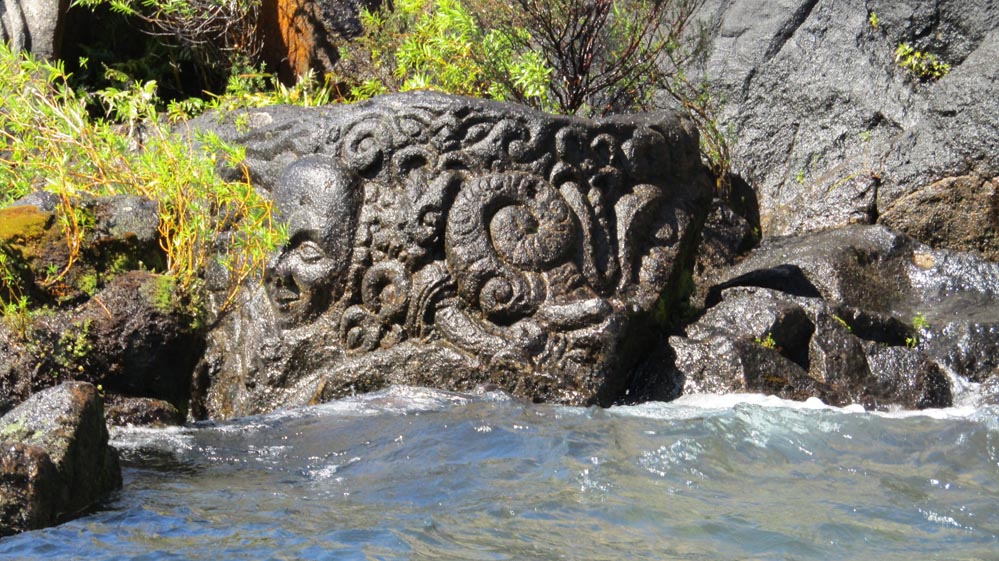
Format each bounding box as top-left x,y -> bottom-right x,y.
611,392 -> 989,423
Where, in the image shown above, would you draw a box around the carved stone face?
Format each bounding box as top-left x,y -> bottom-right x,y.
265,156 -> 357,326
265,231 -> 341,325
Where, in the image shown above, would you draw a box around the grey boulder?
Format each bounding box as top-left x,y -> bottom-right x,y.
0,382 -> 121,536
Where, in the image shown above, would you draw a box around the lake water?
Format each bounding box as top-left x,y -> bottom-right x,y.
2,387 -> 998,560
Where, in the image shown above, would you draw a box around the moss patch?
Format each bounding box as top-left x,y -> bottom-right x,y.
0,206 -> 54,257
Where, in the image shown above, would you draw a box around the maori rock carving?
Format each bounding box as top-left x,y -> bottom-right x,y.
445,171 -> 576,323
264,156 -> 358,326
205,92 -> 712,416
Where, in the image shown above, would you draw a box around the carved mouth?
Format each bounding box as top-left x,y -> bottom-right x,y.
271,288 -> 301,312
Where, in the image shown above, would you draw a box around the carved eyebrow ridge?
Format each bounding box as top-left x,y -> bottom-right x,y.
286,229 -> 322,248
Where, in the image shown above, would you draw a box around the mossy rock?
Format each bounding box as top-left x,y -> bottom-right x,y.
0,196 -> 166,307
0,204 -> 69,305
0,270 -> 203,416
0,206 -> 53,252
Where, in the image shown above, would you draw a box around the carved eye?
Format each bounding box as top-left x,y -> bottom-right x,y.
295,241 -> 326,263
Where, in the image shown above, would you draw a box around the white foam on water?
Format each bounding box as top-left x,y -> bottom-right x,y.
110,424 -> 197,452
297,385 -> 492,418
611,391 -> 987,422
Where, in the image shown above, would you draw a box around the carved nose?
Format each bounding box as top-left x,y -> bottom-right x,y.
265,255 -> 291,288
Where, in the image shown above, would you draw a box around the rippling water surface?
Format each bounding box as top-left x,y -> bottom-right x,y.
3,387 -> 998,560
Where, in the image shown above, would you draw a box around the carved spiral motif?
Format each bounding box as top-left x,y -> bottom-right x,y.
445,172 -> 577,323
339,305 -> 383,354
361,260 -> 410,322
342,117 -> 392,175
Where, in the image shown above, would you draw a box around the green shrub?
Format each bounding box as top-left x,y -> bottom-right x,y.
337,0 -> 706,115
334,0 -> 551,106
472,0 -> 705,115
0,43 -> 285,322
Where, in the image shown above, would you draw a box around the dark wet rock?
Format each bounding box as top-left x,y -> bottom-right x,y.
710,225 -> 913,312
0,443 -> 59,536
671,285 -> 834,403
692,0 -> 999,251
900,245 -> 999,384
827,305 -> 912,348
686,286 -> 813,369
0,382 -> 121,536
672,334 -> 826,402
865,346 -> 952,410
104,395 -> 183,427
687,223 -> 999,408
807,311 -> 876,405
691,200 -> 758,308
919,321 -> 999,385
668,281 -> 953,409
706,264 -> 822,307
188,92 -> 713,416
907,245 -> 999,303
0,271 -> 202,413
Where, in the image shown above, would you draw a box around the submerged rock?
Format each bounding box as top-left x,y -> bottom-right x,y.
103,395 -> 183,427
188,91 -> 713,417
0,382 -> 121,536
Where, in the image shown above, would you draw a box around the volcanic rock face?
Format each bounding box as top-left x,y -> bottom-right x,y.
0,0 -> 69,59
665,0 -> 999,409
693,0 -> 999,250
192,92 -> 713,417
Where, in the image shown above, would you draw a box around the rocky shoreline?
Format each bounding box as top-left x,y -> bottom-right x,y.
3,0 -> 998,538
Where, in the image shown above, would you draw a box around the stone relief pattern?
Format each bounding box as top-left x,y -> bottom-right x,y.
267,99 -> 700,380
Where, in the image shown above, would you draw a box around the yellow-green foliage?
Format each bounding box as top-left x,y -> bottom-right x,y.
895,43 -> 950,81
336,0 -> 552,106
164,65 -> 338,123
0,43 -> 285,319
756,332 -> 777,350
